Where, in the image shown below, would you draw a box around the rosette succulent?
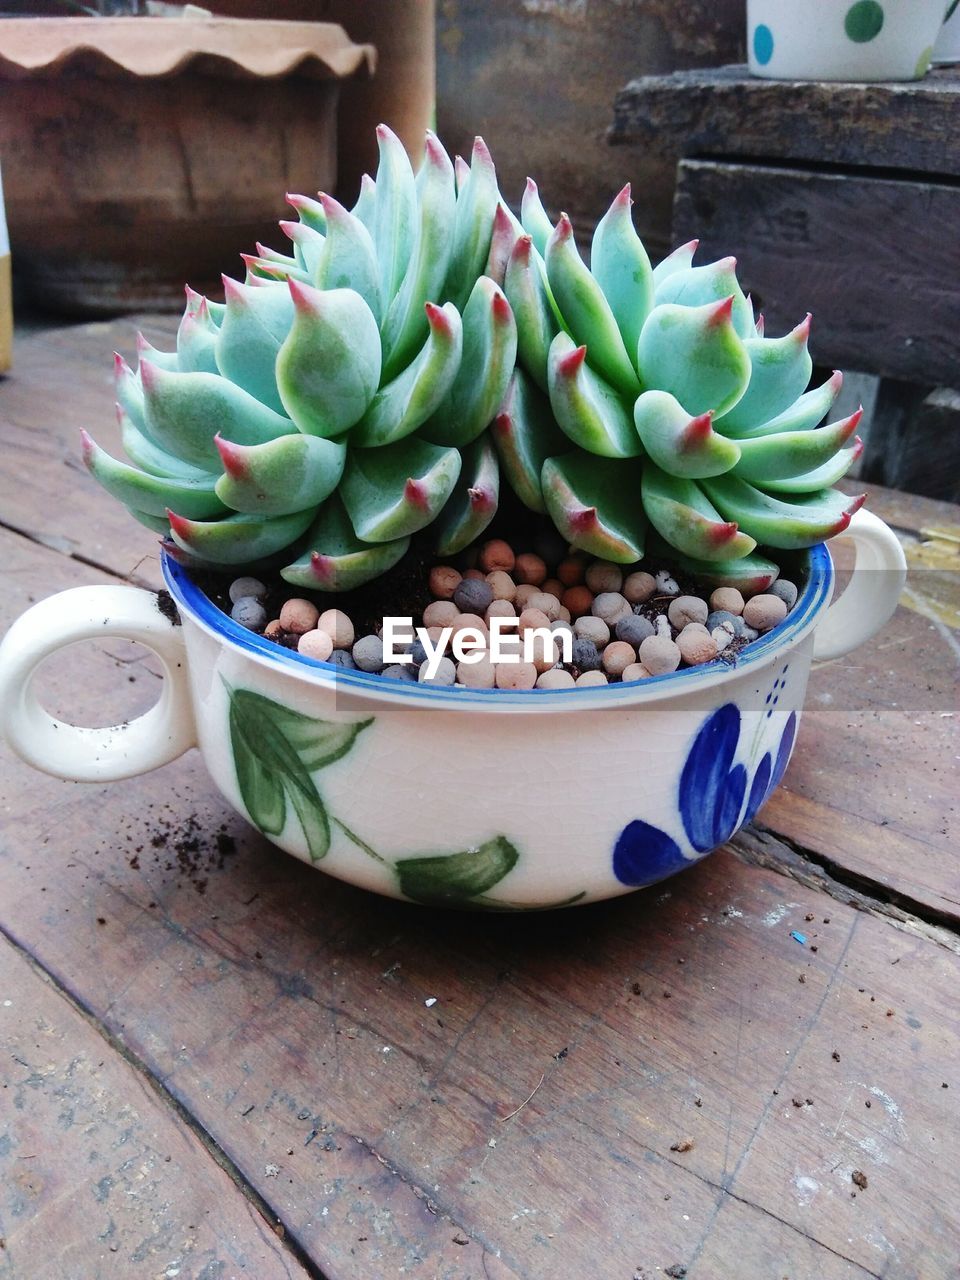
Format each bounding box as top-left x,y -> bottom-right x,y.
82,126 -> 516,589
492,180 -> 864,592
82,128 -> 864,594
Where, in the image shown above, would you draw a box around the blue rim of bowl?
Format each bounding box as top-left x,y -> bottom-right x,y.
162,545 -> 833,710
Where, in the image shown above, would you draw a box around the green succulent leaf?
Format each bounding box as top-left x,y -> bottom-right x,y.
395,836 -> 520,906
115,353 -> 147,432
484,201 -> 523,287
443,136 -> 500,311
641,465 -> 757,562
701,474 -> 864,549
379,133 -> 457,379
276,281 -> 382,438
141,360 -> 295,468
434,434 -> 500,556
520,177 -> 555,257
215,278 -> 294,414
503,234 -> 560,394
545,214 -> 641,399
732,409 -> 862,483
351,172 -> 377,233
736,370 -> 842,438
81,431 -> 225,520
421,277 -> 517,448
137,333 -> 179,372
166,507 -> 316,565
341,437 -> 462,543
352,302 -> 463,448
591,184 -> 654,370
653,256 -> 755,339
227,685 -> 339,861
491,368 -> 567,513
282,220 -> 326,277
176,290 -> 220,374
633,390 -> 740,479
214,432 -> 346,515
716,316 -> 813,435
665,546 -> 781,596
314,194 -> 383,324
373,123 -> 418,302
762,437 -> 863,493
281,497 -> 410,592
651,239 -> 698,287
286,192 -> 328,235
542,451 -> 647,562
119,408 -> 212,481
547,332 -> 642,458
637,299 -> 751,419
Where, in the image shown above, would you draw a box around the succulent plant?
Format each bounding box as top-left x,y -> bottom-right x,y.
82,126 -> 516,589
84,129 -> 864,595
492,181 -> 864,592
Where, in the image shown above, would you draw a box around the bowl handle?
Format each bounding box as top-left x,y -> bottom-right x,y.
0,585 -> 196,782
813,508 -> 907,662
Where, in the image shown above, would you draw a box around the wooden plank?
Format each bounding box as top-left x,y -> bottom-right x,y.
0,937 -> 312,1280
1,527 -> 959,1278
609,65 -> 960,177
862,386 -> 960,505
671,159 -> 960,385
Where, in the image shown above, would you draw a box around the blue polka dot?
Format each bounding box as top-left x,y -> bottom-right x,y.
754,23 -> 774,65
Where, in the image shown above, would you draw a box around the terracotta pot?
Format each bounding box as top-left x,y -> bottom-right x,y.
0,515 -> 905,908
0,18 -> 374,314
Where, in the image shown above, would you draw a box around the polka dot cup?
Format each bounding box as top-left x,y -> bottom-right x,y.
748,0 -> 948,81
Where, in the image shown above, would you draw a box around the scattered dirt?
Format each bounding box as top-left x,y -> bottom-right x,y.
852,1169 -> 868,1190
670,1138 -> 694,1153
156,589 -> 181,627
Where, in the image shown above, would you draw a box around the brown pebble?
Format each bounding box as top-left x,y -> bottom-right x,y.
638,634 -> 681,675
263,619 -> 283,639
542,577 -> 565,600
677,626 -> 719,666
585,561 -> 623,594
317,608 -> 354,649
602,641 -> 637,678
423,600 -> 459,629
742,594 -> 788,632
514,552 -> 547,586
621,662 -> 651,682
479,538 -> 515,573
668,595 -> 709,629
456,656 -> 496,688
518,607 -> 551,635
279,598 -> 319,635
710,586 -> 745,616
528,591 -> 562,621
463,568 -> 485,580
495,662 -> 538,690
576,670 -> 608,687
562,585 -> 594,619
536,668 -> 575,689
486,599 -> 517,621
429,565 -> 462,599
557,556 -> 586,587
451,613 -> 488,644
527,632 -> 561,673
297,629 -> 333,661
486,569 -> 517,602
591,591 -> 631,625
623,571 -> 656,605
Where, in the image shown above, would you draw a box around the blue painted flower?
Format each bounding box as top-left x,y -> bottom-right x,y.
613,703 -> 798,888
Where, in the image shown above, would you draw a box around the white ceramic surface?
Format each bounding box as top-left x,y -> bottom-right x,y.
933,1 -> 960,62
747,0 -> 947,81
0,510 -> 906,908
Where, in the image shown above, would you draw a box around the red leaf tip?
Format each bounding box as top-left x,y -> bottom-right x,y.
570,507 -> 599,534
79,429 -> 95,466
708,296 -> 735,327
404,478 -> 431,511
557,345 -> 587,379
491,289 -> 512,324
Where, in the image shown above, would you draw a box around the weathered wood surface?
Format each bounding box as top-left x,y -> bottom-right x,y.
0,319 -> 959,1278
862,386 -> 960,506
609,65 -> 960,177
671,159 -> 960,385
0,938 -> 311,1280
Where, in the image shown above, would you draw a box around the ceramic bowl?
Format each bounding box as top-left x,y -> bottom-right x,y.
0,511 -> 905,909
747,0 -> 948,80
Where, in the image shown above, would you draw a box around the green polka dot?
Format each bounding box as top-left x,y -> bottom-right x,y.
914,45 -> 933,77
844,0 -> 885,42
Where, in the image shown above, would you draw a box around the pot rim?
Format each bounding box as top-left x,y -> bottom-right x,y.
162,544 -> 833,714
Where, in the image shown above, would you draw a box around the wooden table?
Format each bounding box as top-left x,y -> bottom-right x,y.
1,317 -> 958,1280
